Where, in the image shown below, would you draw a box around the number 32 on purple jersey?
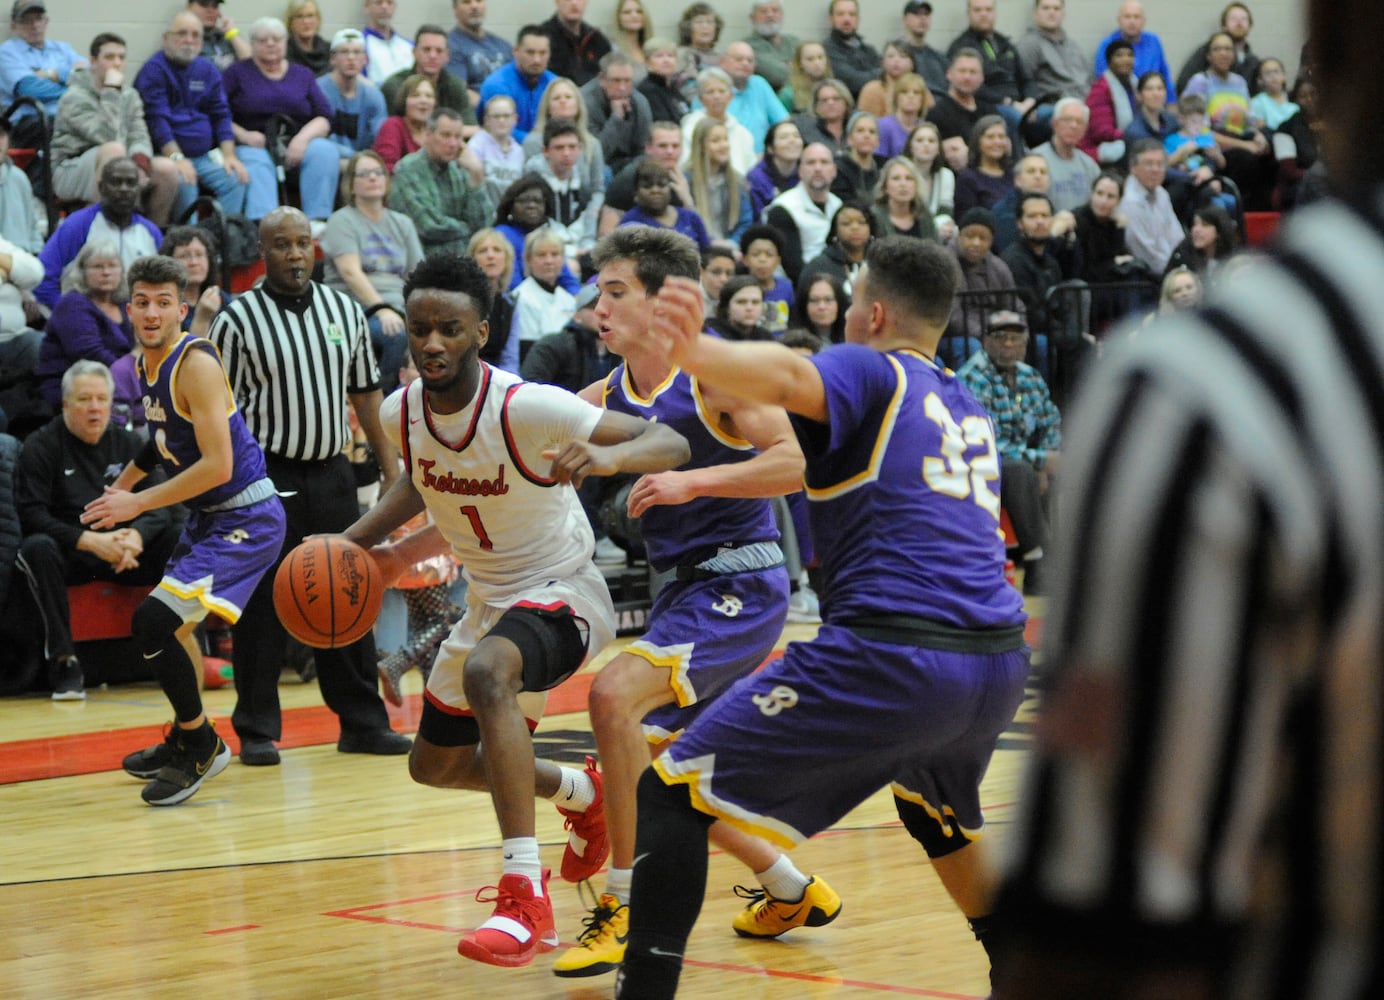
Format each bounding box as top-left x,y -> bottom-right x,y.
920,391 -> 1001,521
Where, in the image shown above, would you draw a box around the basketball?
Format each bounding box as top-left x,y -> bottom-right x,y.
272,537 -> 384,649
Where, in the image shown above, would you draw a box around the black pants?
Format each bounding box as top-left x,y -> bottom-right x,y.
18,528 -> 179,662
230,453 -> 390,743
1000,458 -> 1049,556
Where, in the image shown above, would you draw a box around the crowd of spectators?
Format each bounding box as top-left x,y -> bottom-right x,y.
0,0 -> 1319,693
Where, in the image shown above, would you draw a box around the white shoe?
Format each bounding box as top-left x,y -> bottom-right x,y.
785,586 -> 821,624
310,219 -> 328,241
593,537 -> 626,565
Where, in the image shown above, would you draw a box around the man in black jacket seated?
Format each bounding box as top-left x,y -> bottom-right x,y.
15,360 -> 183,699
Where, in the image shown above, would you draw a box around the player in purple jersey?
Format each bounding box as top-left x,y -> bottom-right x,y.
613,236 -> 1031,998
82,255 -> 286,806
552,225 -> 838,979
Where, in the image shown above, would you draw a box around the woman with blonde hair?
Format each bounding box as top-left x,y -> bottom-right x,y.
872,156 -> 936,240
467,227 -> 518,370
320,148 -> 423,392
284,0 -> 329,76
521,76 -> 607,200
781,40 -> 832,114
878,72 -> 931,158
611,0 -> 653,83
686,116 -> 752,244
906,121 -> 956,236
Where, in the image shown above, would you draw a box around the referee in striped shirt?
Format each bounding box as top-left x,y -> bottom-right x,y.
208,207 -> 408,765
996,7 -> 1384,998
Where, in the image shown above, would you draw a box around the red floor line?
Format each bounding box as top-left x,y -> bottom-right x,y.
204,924 -> 261,935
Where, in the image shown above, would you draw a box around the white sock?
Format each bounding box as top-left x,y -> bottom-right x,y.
501,837 -> 544,895
757,854 -> 810,903
548,765 -> 596,812
603,866 -> 633,905
1022,546 -> 1044,562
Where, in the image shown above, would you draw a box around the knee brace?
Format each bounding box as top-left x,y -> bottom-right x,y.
895,794 -> 974,859
131,598 -> 183,654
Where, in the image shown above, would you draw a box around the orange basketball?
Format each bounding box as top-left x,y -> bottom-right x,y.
272,536 -> 384,649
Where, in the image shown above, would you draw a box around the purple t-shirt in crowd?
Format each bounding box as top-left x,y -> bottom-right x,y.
222,60 -> 333,132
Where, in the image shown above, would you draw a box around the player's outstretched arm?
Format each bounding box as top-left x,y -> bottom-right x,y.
627,394 -> 803,514
653,276 -> 828,422
544,411 -> 691,487
80,350 -> 236,530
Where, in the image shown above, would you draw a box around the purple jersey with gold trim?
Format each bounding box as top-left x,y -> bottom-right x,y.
599,363 -> 779,572
797,344 -> 1025,629
139,333 -> 269,511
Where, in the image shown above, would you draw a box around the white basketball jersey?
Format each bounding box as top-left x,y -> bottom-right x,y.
381,366 -> 604,606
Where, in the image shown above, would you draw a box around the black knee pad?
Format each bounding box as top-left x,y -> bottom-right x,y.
486,603 -> 589,692
895,794 -> 973,859
131,598 -> 183,652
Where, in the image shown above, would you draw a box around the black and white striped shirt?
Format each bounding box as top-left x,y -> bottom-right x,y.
207,283 -> 379,463
1000,193 -> 1384,999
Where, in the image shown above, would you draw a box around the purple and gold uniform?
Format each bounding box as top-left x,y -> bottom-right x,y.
599,363 -> 790,741
654,345 -> 1029,849
139,333 -> 286,623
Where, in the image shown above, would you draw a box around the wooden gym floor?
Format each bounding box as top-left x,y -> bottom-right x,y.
0,616 -> 1042,1000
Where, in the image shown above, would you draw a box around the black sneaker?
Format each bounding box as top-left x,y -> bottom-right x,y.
50,656 -> 84,701
123,723 -> 182,778
1022,558 -> 1046,597
141,729 -> 232,806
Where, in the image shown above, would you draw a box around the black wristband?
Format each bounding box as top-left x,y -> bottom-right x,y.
363,303 -> 400,319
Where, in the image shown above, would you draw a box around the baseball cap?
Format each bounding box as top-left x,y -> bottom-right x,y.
331,28 -> 365,51
11,0 -> 45,18
574,283 -> 600,310
987,310 -> 1028,334
903,1 -> 933,15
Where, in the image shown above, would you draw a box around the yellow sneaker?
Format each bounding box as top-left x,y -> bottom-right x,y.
730,876 -> 842,939
551,893 -> 629,978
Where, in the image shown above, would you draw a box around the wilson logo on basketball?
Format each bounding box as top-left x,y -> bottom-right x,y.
417,459 -> 510,497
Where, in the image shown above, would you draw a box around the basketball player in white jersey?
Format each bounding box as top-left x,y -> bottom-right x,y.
341,250 -> 689,968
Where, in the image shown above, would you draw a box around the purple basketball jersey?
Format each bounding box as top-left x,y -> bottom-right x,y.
799,345 -> 1025,629
139,334 -> 269,510
599,364 -> 779,571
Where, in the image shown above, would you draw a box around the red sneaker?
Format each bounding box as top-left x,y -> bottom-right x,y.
457,870 -> 558,967
557,755 -> 609,883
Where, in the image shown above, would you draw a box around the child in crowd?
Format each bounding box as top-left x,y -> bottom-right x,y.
509,226 -> 577,365
468,95 -> 527,205
1164,93 -> 1237,214
699,244 -> 736,316
618,160 -> 711,249
738,224 -> 793,333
